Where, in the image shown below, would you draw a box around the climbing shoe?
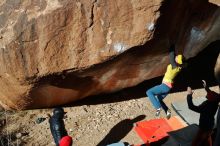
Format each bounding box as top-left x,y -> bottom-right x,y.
155,108 -> 161,117
166,109 -> 171,119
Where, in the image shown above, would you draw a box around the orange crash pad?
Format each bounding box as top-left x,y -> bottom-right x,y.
134,116 -> 187,144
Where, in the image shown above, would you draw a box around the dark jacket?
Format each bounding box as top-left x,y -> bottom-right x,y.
214,106 -> 220,146
187,94 -> 219,131
49,108 -> 68,146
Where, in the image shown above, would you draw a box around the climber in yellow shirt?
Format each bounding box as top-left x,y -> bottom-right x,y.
146,44 -> 184,119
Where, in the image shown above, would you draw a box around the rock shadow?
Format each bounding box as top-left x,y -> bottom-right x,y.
173,40 -> 220,92
69,40 -> 220,107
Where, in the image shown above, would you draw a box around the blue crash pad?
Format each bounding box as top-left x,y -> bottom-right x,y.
107,142 -> 129,146
172,97 -> 218,127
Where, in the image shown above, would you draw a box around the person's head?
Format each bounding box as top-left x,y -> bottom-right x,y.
206,91 -> 220,102
53,107 -> 65,118
175,54 -> 183,65
59,136 -> 72,146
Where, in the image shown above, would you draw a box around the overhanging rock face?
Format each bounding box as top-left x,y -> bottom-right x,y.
0,0 -> 220,109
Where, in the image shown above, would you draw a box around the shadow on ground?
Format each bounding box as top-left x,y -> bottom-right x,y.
97,115 -> 146,146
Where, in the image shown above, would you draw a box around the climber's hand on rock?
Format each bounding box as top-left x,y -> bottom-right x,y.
202,80 -> 207,88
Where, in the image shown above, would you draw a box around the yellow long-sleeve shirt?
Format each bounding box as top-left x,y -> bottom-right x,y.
162,64 -> 182,87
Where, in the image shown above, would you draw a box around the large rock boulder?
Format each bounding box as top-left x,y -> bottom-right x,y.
0,0 -> 220,109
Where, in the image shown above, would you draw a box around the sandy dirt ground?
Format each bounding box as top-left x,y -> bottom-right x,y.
0,81 -> 219,146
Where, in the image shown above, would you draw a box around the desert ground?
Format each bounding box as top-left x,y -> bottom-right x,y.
0,77 -> 219,146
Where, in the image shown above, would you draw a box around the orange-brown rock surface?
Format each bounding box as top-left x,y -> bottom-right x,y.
0,0 -> 220,109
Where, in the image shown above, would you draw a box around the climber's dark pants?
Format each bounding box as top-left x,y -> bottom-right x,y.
214,107 -> 220,146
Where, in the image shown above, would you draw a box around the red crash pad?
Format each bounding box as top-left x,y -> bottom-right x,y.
134,116 -> 187,144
